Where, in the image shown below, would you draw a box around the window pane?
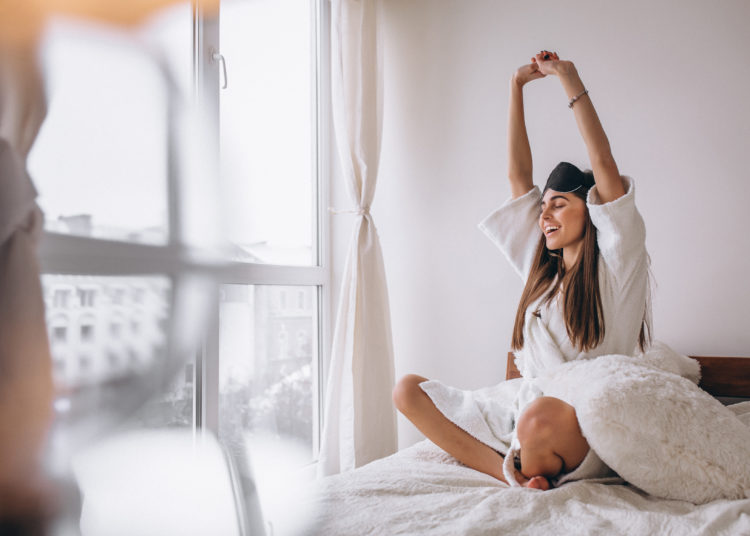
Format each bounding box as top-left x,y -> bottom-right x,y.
219,284 -> 317,462
29,9 -> 192,245
220,0 -> 316,266
42,275 -> 192,429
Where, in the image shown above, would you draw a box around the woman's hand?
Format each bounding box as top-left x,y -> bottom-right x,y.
532,50 -> 575,78
512,62 -> 545,87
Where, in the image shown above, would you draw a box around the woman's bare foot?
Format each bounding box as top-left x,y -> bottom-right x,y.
523,475 -> 550,491
514,468 -> 551,491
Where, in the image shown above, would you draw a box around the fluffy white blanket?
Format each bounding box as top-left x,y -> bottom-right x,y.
423,342 -> 750,504
306,423 -> 750,535
305,345 -> 750,533
535,344 -> 750,503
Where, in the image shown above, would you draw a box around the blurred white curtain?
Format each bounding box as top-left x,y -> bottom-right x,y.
318,0 -> 397,476
0,44 -> 54,500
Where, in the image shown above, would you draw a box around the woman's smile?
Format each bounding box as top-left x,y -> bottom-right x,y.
539,190 -> 586,250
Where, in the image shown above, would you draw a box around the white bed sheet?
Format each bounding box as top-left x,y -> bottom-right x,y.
305,436 -> 750,535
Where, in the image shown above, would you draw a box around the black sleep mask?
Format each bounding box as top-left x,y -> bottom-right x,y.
543,162 -> 595,194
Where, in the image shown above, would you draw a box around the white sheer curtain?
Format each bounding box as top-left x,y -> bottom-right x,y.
318,0 -> 397,476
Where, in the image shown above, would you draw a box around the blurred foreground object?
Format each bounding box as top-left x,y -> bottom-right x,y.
72,429 -> 249,536
0,202 -> 54,531
0,14 -> 55,518
0,0 -> 220,531
0,0 -> 219,48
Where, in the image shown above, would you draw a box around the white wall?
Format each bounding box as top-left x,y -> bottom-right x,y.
329,0 -> 750,449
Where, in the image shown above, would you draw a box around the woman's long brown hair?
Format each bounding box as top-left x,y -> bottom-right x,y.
511,188 -> 651,353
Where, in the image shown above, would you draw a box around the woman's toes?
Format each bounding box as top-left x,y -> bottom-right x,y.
526,476 -> 550,491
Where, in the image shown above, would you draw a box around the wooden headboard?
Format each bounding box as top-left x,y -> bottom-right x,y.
505,352 -> 750,398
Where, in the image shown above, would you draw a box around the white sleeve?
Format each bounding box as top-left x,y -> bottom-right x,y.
586,176 -> 647,289
478,186 -> 542,281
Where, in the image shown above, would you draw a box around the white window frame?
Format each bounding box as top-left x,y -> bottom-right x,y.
37,0 -> 332,459
197,0 -> 331,460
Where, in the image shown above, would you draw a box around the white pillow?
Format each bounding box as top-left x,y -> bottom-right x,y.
537,351 -> 750,504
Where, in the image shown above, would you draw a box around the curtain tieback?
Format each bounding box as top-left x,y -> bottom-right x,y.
328,206 -> 370,216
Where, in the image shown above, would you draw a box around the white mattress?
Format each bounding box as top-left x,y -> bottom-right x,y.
304,434 -> 750,535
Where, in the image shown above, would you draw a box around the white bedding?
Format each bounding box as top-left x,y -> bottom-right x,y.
305,437 -> 750,535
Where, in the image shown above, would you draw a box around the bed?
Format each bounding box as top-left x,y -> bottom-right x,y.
302,353 -> 750,535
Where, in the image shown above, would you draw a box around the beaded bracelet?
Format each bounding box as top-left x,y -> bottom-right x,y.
568,88 -> 589,109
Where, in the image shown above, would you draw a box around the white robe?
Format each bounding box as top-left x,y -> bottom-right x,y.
420,177 -> 650,485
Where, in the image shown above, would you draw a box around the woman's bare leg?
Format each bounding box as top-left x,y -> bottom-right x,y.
392,374 -> 506,483
516,396 -> 590,477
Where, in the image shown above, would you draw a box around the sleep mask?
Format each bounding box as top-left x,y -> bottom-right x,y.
543,162 -> 595,194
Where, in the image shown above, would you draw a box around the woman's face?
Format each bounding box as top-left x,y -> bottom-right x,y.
539,189 -> 587,251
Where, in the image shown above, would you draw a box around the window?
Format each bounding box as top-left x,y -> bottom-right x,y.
54,358 -> 66,376
110,322 -> 122,338
198,0 -> 330,467
219,1 -> 317,267
52,288 -> 72,308
79,322 -> 94,343
296,330 -> 309,356
280,290 -> 288,309
33,0 -> 331,480
78,355 -> 92,373
111,287 -> 126,306
53,325 -> 67,343
77,287 -> 97,308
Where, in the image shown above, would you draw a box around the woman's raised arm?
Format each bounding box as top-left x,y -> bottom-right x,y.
534,52 -> 626,203
507,62 -> 544,199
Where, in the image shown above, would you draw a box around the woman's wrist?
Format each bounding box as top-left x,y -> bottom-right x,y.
555,60 -> 577,78
556,63 -> 587,100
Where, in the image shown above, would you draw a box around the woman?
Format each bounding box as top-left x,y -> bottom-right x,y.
393,51 -> 651,490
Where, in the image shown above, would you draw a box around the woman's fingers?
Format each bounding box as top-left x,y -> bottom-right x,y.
536,50 -> 560,61
532,50 -> 562,76
527,65 -> 545,81
514,61 -> 546,85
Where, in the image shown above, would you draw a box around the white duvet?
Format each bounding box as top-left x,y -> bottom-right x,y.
305,343 -> 750,534
418,342 -> 750,503
306,432 -> 750,535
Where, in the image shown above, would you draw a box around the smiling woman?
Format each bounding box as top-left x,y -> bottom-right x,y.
394,50 -> 652,489
539,190 -> 588,265
538,163 -> 594,264
514,162 -> 606,354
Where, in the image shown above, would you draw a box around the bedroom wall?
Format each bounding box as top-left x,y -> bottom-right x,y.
328,0 -> 750,449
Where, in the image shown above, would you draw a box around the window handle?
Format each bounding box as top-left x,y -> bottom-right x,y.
211,49 -> 228,90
